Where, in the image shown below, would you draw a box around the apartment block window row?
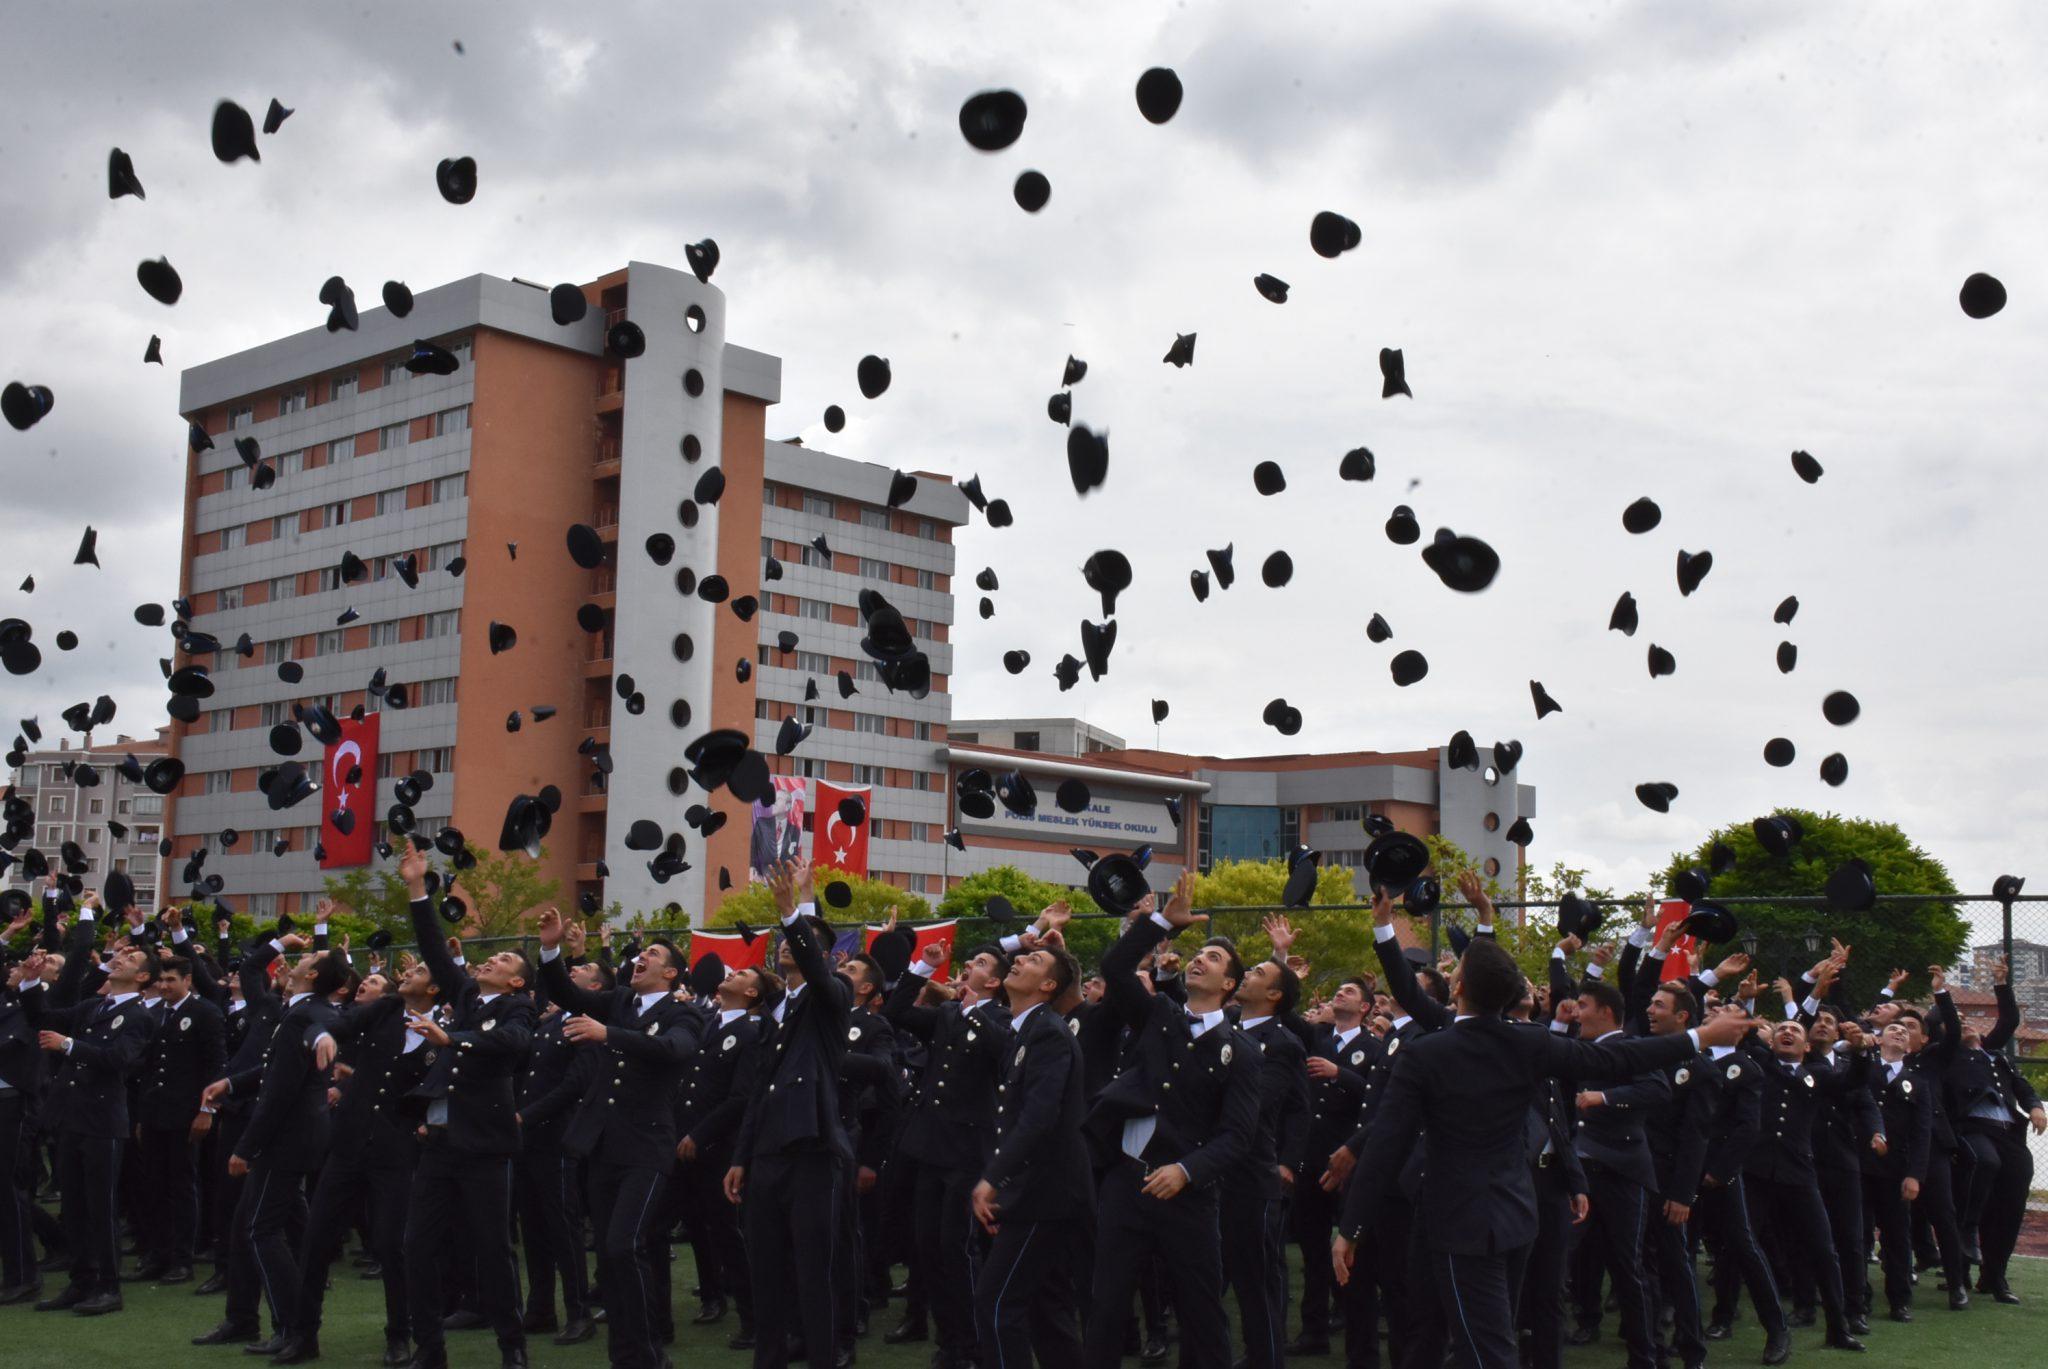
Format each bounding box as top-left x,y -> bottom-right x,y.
763,482 -> 946,542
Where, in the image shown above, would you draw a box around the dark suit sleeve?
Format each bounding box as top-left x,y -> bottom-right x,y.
605,1003 -> 703,1067
1596,1070 -> 1673,1114
1374,932 -> 1450,1032
1902,1076 -> 1934,1181
1930,990 -> 1961,1068
241,940 -> 283,1017
1268,1031 -> 1311,1174
196,1000 -> 227,1091
1705,1074 -> 1761,1182
236,1018 -> 313,1159
2007,1059 -> 2043,1113
1626,950 -> 1664,1037
1668,1076 -> 1715,1204
880,968 -> 941,1040
538,951 -> 613,1020
1101,916 -> 1170,1031
521,1044 -> 595,1127
62,1003 -> 155,1074
50,914 -> 99,1010
688,1029 -> 762,1151
982,1021 -> 1074,1190
408,897 -> 469,1001
1986,983 -> 2021,1054
1537,1028 -> 1696,1081
447,996 -> 533,1061
1339,1049 -> 1423,1237
1547,952 -> 1576,1023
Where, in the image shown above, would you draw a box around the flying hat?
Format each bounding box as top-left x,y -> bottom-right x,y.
1,383 -> 53,431
1012,170 -> 1050,212
1557,891 -> 1604,941
1261,551 -> 1293,588
1189,569 -> 1210,602
1752,814 -> 1802,858
1825,858 -> 1876,913
775,715 -> 811,756
1366,613 -> 1393,643
211,100 -> 259,163
685,238 -> 720,282
435,155 -> 477,203
1531,681 -> 1563,718
1763,738 -> 1795,767
1363,830 -> 1430,892
321,275 -> 359,331
1635,781 -> 1679,813
607,322 -> 644,358
1671,867 -> 1710,903
1384,505 -> 1420,545
959,89 -> 1027,150
1053,654 -> 1082,691
1390,651 -> 1429,687
1609,592 -> 1639,636
1087,854 -> 1150,915
1822,691 -> 1859,726
1310,210 -> 1362,258
1959,272 -> 2005,319
1790,450 -> 1823,484
1818,753 -> 1848,786
1135,67 -> 1183,123
1338,446 -> 1375,481
1446,731 -> 1479,771
1253,274 -> 1290,304
1676,549 -> 1713,597
406,340 -> 460,375
144,335 -> 162,363
382,280 -> 413,317
996,770 -> 1038,818
1647,644 -> 1676,679
1777,641 -> 1797,674
1622,497 -> 1662,534
107,146 -> 145,199
1379,348 -> 1410,398
1421,529 -> 1499,592
1282,846 -> 1321,908
1263,698 -> 1303,735
1774,596 -> 1799,625
137,258 -> 182,305
1002,650 -> 1030,675
1151,698 -> 1169,724
1067,425 -> 1109,494
1080,620 -> 1116,679
1163,332 -> 1196,367
1493,739 -> 1524,773
1405,876 -> 1443,916
1083,550 -> 1132,615
1504,816 -> 1533,846
1206,544 -> 1235,590
1993,873 -> 2026,910
856,355 -> 892,399
1678,901 -> 1737,944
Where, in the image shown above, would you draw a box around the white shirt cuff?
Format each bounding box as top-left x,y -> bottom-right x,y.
1648,947 -> 1668,962
1628,926 -> 1654,948
1475,923 -> 1493,937
1878,986 -> 1895,1000
1697,968 -> 1720,988
781,900 -> 815,928
171,927 -> 189,944
1782,1001 -> 1800,1020
1551,946 -> 1566,960
1685,1028 -> 1703,1051
1149,911 -> 1174,932
909,959 -> 937,979
1549,1018 -> 1569,1034
314,922 -> 329,937
1585,963 -> 1605,980
1801,995 -> 1821,1017
1375,924 -> 1397,944
78,910 -> 95,923
62,1038 -> 74,1054
539,945 -> 561,963
269,939 -> 286,954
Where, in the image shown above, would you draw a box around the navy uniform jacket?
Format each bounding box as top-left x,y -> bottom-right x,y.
407,896 -> 535,1156
1069,999 -> 1127,1103
842,1002 -> 905,1171
1643,1051 -> 1718,1206
518,1008 -> 594,1156
37,917 -> 158,1140
1339,1015 -> 1703,1256
330,994 -> 436,1170
135,991 -> 226,1130
539,954 -> 703,1170
734,909 -> 852,1166
1866,1057 -> 1933,1183
1932,988 -> 2040,1125
1562,1029 -> 1672,1191
217,941 -> 287,1116
1700,1049 -> 1765,1184
232,994 -> 338,1170
1083,917 -> 1261,1189
1808,1048 -> 1880,1174
0,983 -> 46,1099
1236,1015 -> 1310,1196
1738,1039 -> 1870,1184
881,970 -> 1010,1172
676,1011 -> 768,1161
983,1001 -> 1092,1222
1305,1023 -> 1374,1169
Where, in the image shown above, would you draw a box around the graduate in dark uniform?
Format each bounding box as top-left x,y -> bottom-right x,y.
1635,978 -> 1716,1369
1931,965 -> 2045,1303
1863,1018 -> 1939,1320
535,907 -> 705,1369
516,954 -> 601,1347
833,950 -> 903,1348
725,862 -> 852,1369
1289,971 -> 1375,1362
396,841 -> 537,1369
130,950 -> 224,1285
1224,920 -> 1309,1369
1080,872 -> 1261,1369
0,901 -> 48,1305
970,939 -> 1090,1369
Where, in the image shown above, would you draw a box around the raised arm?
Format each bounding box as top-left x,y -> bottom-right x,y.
1371,886 -> 1450,1031
400,846 -> 468,1000
1986,969 -> 2020,1054
534,909 -> 615,1020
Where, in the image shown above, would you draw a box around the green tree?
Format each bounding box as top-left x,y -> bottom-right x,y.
1189,858 -> 1365,989
446,844 -> 564,939
710,872 -> 930,936
320,864 -> 415,937
932,864 -> 1109,960
1661,811 -> 1965,1007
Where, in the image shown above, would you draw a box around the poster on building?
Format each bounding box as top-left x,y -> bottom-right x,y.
748,775 -> 806,882
318,712 -> 379,869
812,780 -> 872,878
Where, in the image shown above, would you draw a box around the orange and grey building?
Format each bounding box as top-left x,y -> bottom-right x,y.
169,262 -> 968,922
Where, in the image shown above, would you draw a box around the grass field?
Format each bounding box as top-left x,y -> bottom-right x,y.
0,1245 -> 2041,1366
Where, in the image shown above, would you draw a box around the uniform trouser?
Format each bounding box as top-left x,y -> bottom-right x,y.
1369,1194 -> 1418,1367
909,1162 -> 982,1361
1645,1197 -> 1704,1367
136,1124 -> 198,1267
879,1151 -> 923,1319
515,1148 -> 589,1323
209,1107 -> 250,1275
403,1139 -> 524,1356
975,1217 -> 1084,1369
0,1091 -> 32,1288
1403,1236 -> 1531,1369
1698,1177 -> 1786,1335
1913,1146 -> 1970,1292
1747,1174 -> 1848,1332
1961,1120 -> 2033,1290
1290,1161 -> 1339,1340
1571,1165 -> 1657,1369
1519,1159 -> 1575,1369
742,1148 -> 844,1369
1862,1170 -> 1916,1312
836,1157 -> 865,1346
1081,1160 -> 1230,1369
587,1158 -> 672,1369
1796,1160 -> 1865,1317
240,1160 -> 315,1334
295,1157 -> 409,1341
1220,1184 -> 1288,1369
55,1133 -> 122,1296
1334,1199 -> 1383,1369
673,1151 -> 748,1323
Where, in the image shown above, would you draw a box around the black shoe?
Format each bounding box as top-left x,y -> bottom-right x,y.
1991,1288 -> 2021,1306
1848,1314 -> 1870,1335
1888,1305 -> 1912,1323
1704,1322 -> 1733,1342
0,1281 -> 42,1305
1567,1324 -> 1600,1346
73,1291 -> 124,1316
407,1349 -> 448,1369
196,1272 -> 230,1295
37,1253 -> 70,1273
244,1337 -> 286,1356
440,1309 -> 485,1332
1960,1236 -> 1981,1264
161,1265 -> 194,1285
1824,1332 -> 1866,1352
1762,1329 -> 1791,1365
1788,1308 -> 1817,1329
1141,1337 -> 1170,1366
1284,1335 -> 1331,1356
124,1262 -> 167,1283
1950,1289 -> 1971,1310
357,1263 -> 383,1279
500,1347 -> 528,1369
552,1315 -> 597,1345
271,1335 -> 321,1364
729,1330 -> 757,1351
381,1339 -> 411,1367
34,1285 -> 86,1312
194,1320 -> 263,1345
693,1299 -> 727,1325
833,1350 -> 855,1369
884,1319 -> 928,1345
519,1309 -> 557,1334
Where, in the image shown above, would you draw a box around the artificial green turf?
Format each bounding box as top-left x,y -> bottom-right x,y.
0,1245 -> 2040,1366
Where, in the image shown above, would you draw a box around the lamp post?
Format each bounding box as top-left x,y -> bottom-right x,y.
1741,930 -> 1760,961
1802,925 -> 1823,955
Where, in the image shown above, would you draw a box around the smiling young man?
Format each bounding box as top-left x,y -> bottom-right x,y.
1224,933 -> 1308,1369
1080,872 -> 1261,1369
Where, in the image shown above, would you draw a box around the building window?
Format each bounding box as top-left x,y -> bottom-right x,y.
217,584 -> 244,610
377,752 -> 397,779
317,566 -> 345,592
854,714 -> 886,735
803,493 -> 835,518
211,648 -> 236,674
315,630 -> 344,656
331,371 -> 357,402
221,465 -> 245,491
269,514 -> 294,539
1014,731 -> 1040,752
368,619 -> 401,647
220,524 -> 246,550
852,764 -> 883,786
204,771 -> 233,795
857,557 -> 889,580
418,678 -> 457,706
435,405 -> 470,436
427,540 -> 464,570
761,536 -> 776,560
912,721 -> 931,741
331,434 -> 356,461
263,638 -> 291,664
418,746 -> 453,772
280,387 -> 308,414
277,448 -> 302,475
800,542 -> 828,568
259,700 -> 287,727
379,422 -> 409,453
859,508 -> 889,530
1326,803 -> 1363,823
228,405 -> 253,429
802,599 -> 833,622
429,473 -> 466,504
422,610 -> 459,640
247,893 -> 277,917
375,488 -> 405,517
1280,808 -> 1300,853
854,660 -> 882,683
324,501 -> 351,528
383,357 -> 409,386
794,651 -> 830,674
919,519 -> 937,539
916,568 -> 938,591
269,575 -> 298,601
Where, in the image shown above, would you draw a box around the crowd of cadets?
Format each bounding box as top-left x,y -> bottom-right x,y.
0,855 -> 2044,1369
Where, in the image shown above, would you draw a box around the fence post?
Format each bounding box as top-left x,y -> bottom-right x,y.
2000,897 -> 2016,1061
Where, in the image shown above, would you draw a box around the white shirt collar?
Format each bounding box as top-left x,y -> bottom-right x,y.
1184,1006 -> 1226,1037
1012,1001 -> 1045,1031
637,990 -> 669,1014
1390,1014 -> 1413,1031
1239,1014 -> 1273,1033
1708,1044 -> 1736,1059
479,992 -> 501,1004
287,991 -> 312,1007
1332,1022 -> 1361,1045
719,1007 -> 747,1026
1595,1029 -> 1624,1042
102,991 -> 140,1008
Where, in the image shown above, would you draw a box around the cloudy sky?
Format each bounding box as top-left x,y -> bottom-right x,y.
5,2 -> 2045,914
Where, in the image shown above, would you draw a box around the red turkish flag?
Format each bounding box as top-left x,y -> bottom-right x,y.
318,713 -> 378,869
812,780 -> 872,878
688,928 -> 770,971
865,919 -> 958,974
1652,899 -> 1699,982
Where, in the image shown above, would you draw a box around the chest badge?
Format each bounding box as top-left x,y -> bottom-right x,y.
1386,1037 -> 1400,1056
1350,1049 -> 1366,1066
482,1019 -> 496,1032
647,1022 -> 662,1036
1015,1045 -> 1027,1066
1726,1064 -> 1741,1081
1674,1067 -> 1691,1085
1069,1018 -> 1081,1036
722,1034 -> 737,1052
180,1017 -> 193,1032
1219,1043 -> 1234,1066
1803,1072 -> 1817,1089
110,1015 -> 124,1031
849,1025 -> 863,1042
966,1029 -> 978,1042
1900,1079 -> 1912,1095
423,1049 -> 438,1065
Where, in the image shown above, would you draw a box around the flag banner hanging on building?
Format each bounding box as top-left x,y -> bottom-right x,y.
811,780 -> 872,878
318,712 -> 379,869
687,928 -> 770,971
866,918 -> 958,973
1652,899 -> 1699,983
749,775 -> 807,881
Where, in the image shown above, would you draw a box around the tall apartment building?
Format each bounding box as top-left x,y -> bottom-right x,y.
173,262 -> 966,923
2,730 -> 172,906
